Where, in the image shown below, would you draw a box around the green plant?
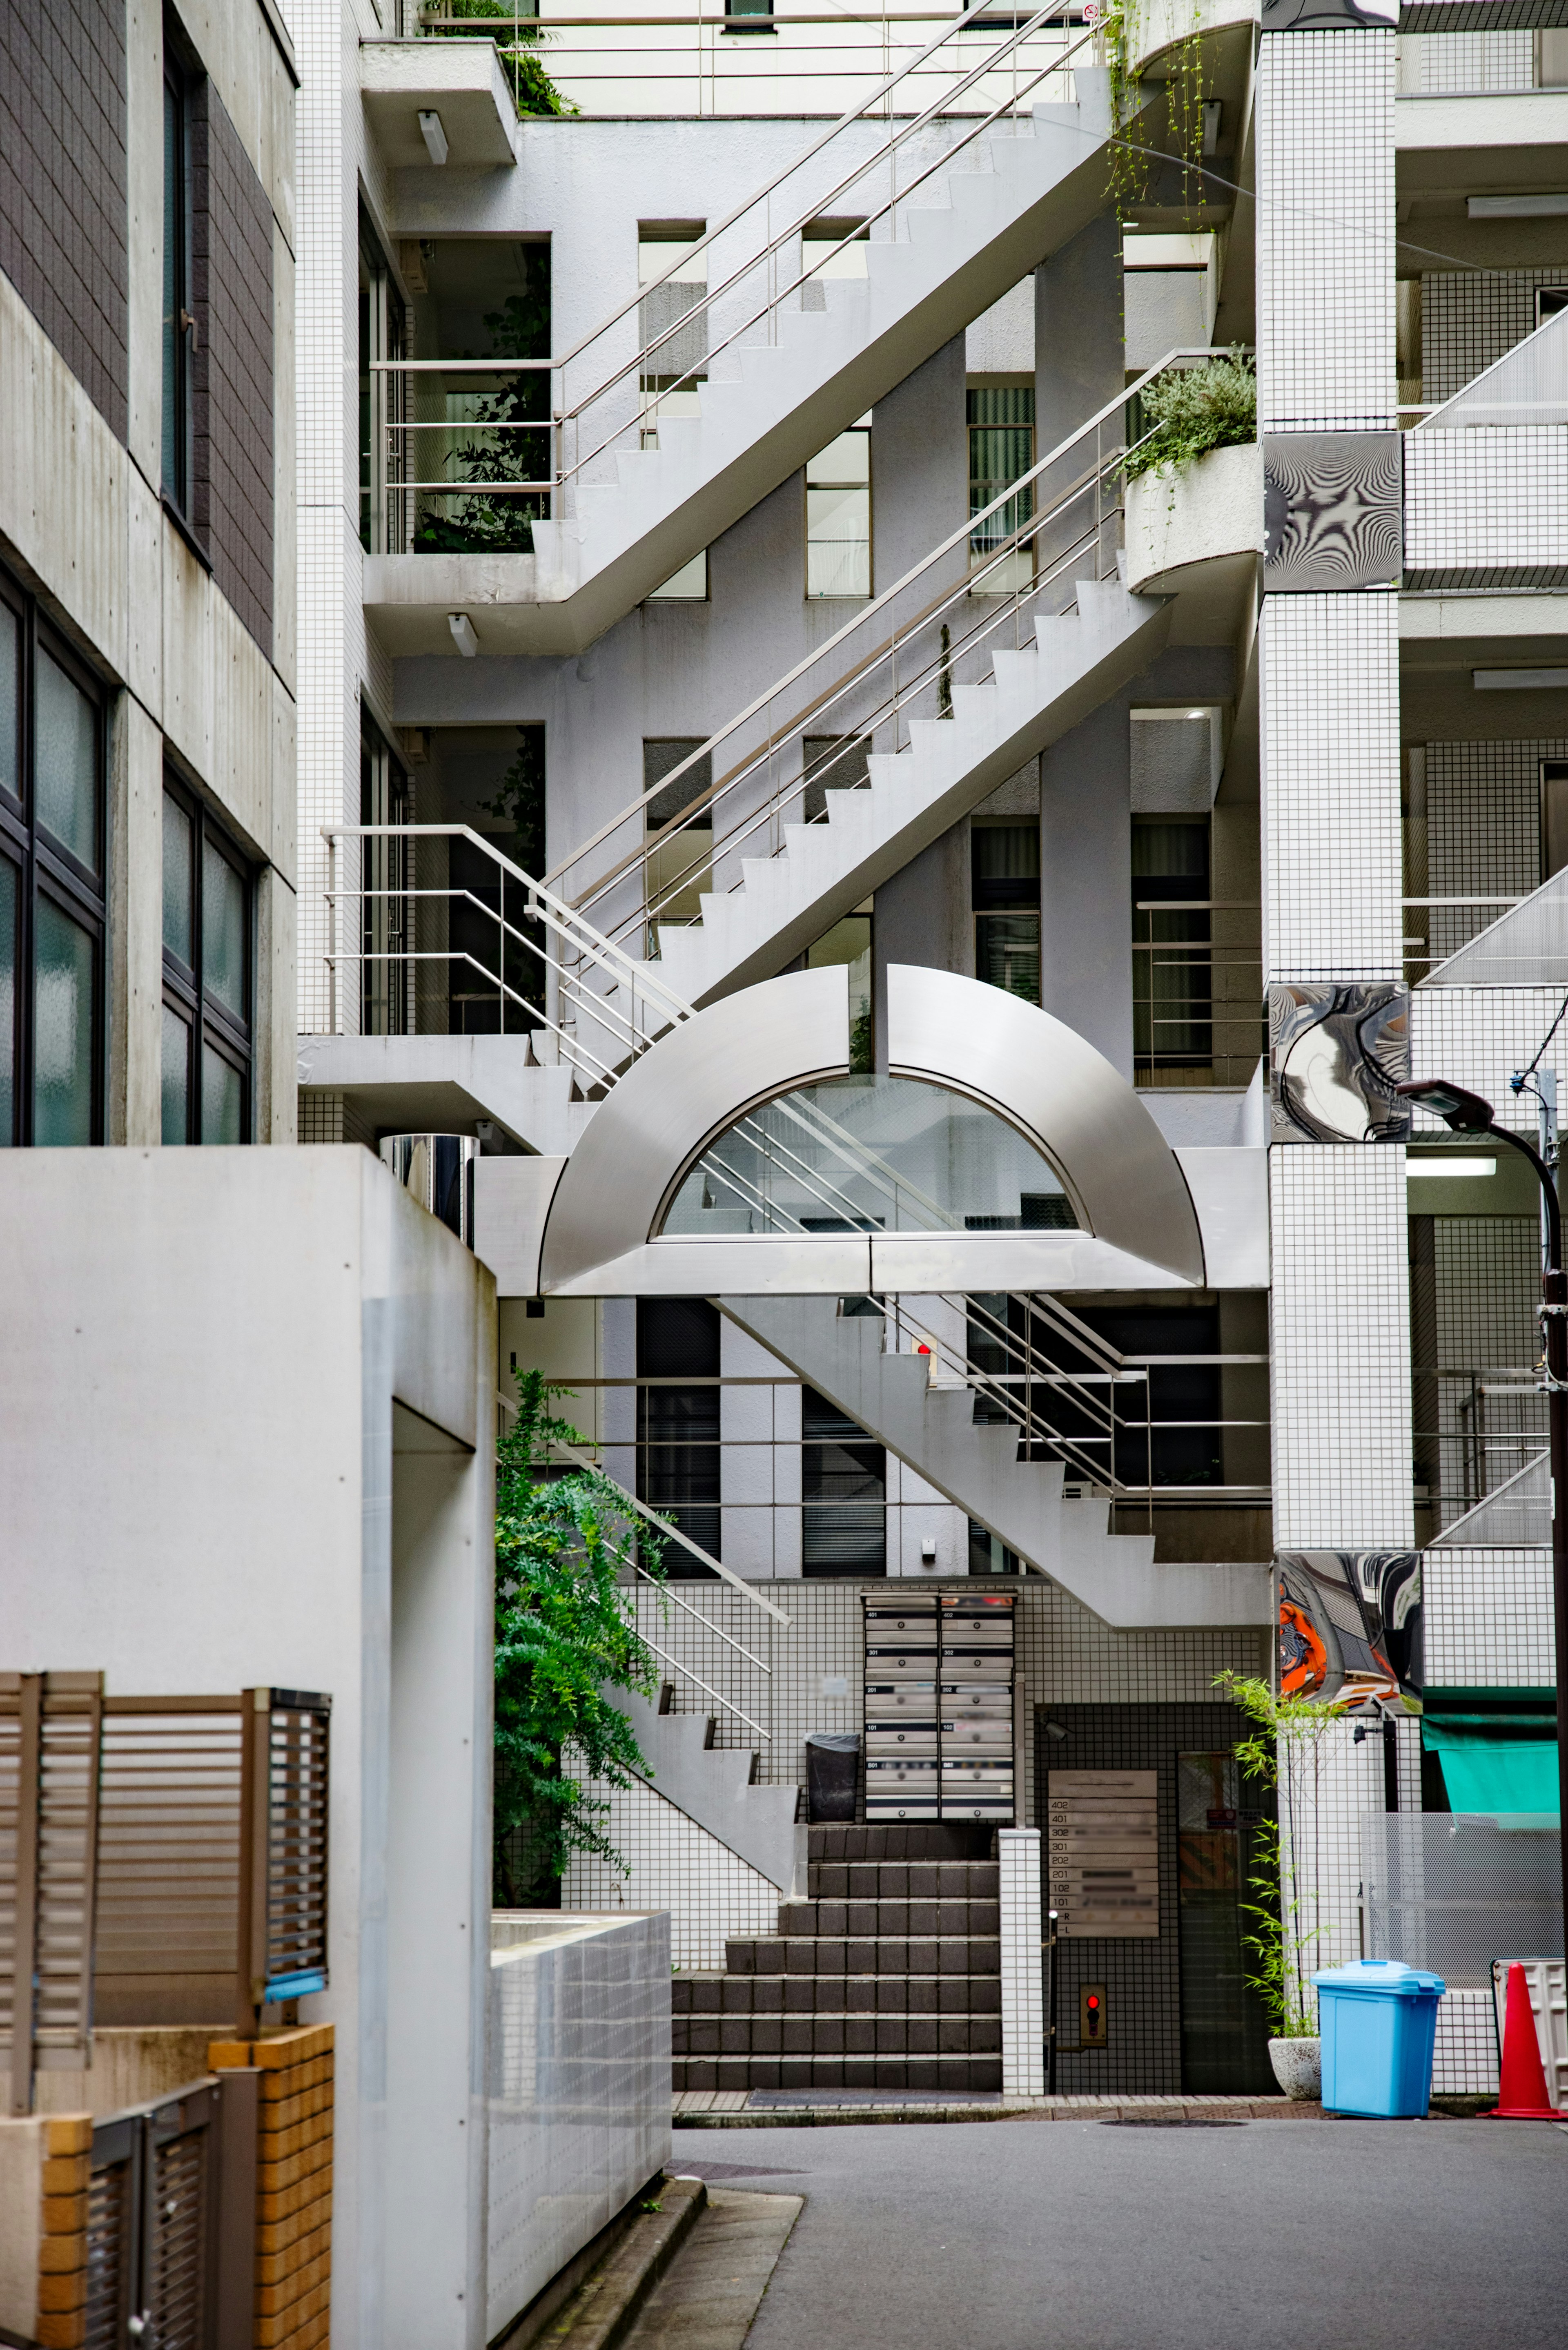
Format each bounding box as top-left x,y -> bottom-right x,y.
1098,0 -> 1209,229
1217,1670 -> 1348,2038
1122,349 -> 1254,484
425,0 -> 579,119
493,1371 -> 666,1903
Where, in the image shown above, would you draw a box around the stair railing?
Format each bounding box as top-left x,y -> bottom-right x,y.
384,0 -> 1099,540
541,349 -> 1221,1004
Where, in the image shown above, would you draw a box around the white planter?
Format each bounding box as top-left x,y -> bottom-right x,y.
1269,2036 -> 1321,2101
1123,439 -> 1264,596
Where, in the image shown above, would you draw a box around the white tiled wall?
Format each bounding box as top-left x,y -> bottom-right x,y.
998,1828 -> 1045,2095
1425,1547 -> 1556,1686
1410,987 -> 1568,1133
561,1773 -> 780,1973
1405,429 -> 1568,590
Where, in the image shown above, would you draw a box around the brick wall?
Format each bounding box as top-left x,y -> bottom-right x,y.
209,2022 -> 334,2350
0,0 -> 129,439
192,81 -> 274,653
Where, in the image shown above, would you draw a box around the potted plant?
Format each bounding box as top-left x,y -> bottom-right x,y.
1216,1670 -> 1347,2100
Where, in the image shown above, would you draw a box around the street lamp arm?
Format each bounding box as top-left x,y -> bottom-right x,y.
1488,1126 -> 1563,1273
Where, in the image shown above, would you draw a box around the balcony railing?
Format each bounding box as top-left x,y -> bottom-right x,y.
1132,897 -> 1264,1090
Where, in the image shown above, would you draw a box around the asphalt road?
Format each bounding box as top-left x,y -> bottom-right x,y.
670,2117 -> 1568,2350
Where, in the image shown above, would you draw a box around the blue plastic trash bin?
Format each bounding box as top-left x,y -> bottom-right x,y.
1313,1960 -> 1446,2118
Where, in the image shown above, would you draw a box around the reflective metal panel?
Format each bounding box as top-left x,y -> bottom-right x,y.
884,965 -> 1206,1282
539,968 -> 851,1292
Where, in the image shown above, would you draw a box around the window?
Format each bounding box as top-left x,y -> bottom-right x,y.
639,225 -> 707,450
1544,759 -> 1568,880
648,550 -> 708,602
637,1298 -> 721,1573
1537,287 -> 1568,329
968,386 -> 1035,595
359,213 -> 405,555
806,419 -> 871,598
802,1386 -> 884,1576
643,739 -> 713,932
161,778 -> 252,1143
723,0 -> 774,30
802,219 -> 867,312
361,720 -> 410,1035
806,908 -> 872,1072
0,577 -> 106,1147
163,38 -> 195,514
972,822 -> 1040,1005
1132,815 -> 1211,1081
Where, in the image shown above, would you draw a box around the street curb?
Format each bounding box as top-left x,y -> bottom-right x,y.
672,2096 -> 1496,2128
538,2175 -> 708,2345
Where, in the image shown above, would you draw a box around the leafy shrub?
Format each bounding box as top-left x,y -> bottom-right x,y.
1123,350 -> 1256,483
426,0 -> 579,119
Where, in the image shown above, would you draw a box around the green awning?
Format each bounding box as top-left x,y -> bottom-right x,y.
1422,1723 -> 1560,1814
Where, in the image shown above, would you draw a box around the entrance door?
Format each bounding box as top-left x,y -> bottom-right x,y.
1176,1750 -> 1274,2093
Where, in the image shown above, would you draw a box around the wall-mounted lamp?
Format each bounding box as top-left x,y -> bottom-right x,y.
418,109 -> 449,166
448,612 -> 479,658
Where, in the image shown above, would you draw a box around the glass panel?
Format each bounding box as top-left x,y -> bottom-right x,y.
968,388 -> 1034,592
201,1042 -> 243,1144
976,912 -> 1041,1006
807,916 -> 872,1072
161,1004 -> 191,1144
1177,1750 -> 1274,2093
0,601 -> 18,803
0,855 -> 16,1144
203,838 -> 247,1021
33,896 -> 96,1146
662,1073 -> 1075,1236
35,651 -> 98,872
806,431 -> 871,486
163,793 -> 193,963
806,485 -> 871,597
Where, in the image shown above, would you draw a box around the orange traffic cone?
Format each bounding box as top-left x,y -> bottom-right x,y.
1488,1964 -> 1568,2122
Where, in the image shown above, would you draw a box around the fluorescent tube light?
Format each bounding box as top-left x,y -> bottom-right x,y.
1406,1157 -> 1497,1179
1468,195 -> 1568,219
1474,668 -> 1568,691
448,612 -> 479,658
418,109 -> 449,167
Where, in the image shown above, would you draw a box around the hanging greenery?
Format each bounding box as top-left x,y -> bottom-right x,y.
1121,347 -> 1254,482
1096,0 -> 1209,226
1216,1670 -> 1349,2038
426,0 -> 579,119
413,270 -> 552,556
493,1372 -> 666,1904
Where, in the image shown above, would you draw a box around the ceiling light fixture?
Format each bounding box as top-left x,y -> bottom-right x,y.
418,109 -> 449,167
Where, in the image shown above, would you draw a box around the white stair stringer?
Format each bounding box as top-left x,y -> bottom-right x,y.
645,578 -> 1170,1010
718,1295 -> 1273,1631
525,73 -> 1141,647
619,1686 -> 805,1895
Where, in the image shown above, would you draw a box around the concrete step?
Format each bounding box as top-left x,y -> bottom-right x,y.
806,1823 -> 993,1862
723,1933 -> 1002,1978
674,2012 -> 1002,2057
778,1897 -> 1000,1938
673,2055 -> 1002,2093
807,1858 -> 1000,1898
673,1974 -> 1002,2019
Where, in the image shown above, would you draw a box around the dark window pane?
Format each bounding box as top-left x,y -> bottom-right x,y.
202,1043 -> 243,1144
203,839 -> 247,1021
637,1296 -> 721,1378
976,912 -> 1040,1005
0,855 -> 16,1144
0,603 -> 18,802
35,651 -> 98,872
33,897 -> 96,1145
163,793 -> 193,963
161,1005 -> 191,1143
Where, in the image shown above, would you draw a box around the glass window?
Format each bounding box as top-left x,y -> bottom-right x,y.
0,854 -> 16,1145
33,896 -> 97,1146
806,421 -> 871,598
162,774 -> 251,1142
163,792 -> 193,962
0,602 -> 18,803
806,913 -> 872,1072
636,1298 -> 721,1573
1132,815 -> 1212,1079
968,386 -> 1035,595
0,579 -> 107,1146
35,651 -> 100,874
973,823 -> 1040,1006
161,1005 -> 191,1144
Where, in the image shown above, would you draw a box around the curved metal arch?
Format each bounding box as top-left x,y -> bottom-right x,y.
538,963 -> 1205,1291
884,964 -> 1206,1282
538,965 -> 851,1293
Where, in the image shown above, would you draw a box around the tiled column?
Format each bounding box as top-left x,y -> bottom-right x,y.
998,1828 -> 1045,2096
1258,7 -> 1411,1554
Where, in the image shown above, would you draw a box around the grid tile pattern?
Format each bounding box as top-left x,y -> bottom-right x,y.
1433,1217 -> 1544,1525
1407,31 -> 1533,94
1433,1987 -> 1500,2096
1423,268 -> 1568,404
1262,594 -> 1402,981
1425,1547 -> 1556,1683
561,1773 -> 781,1973
1257,32 -> 1396,433
1405,430 -> 1568,590
0,0 -> 128,439
1411,987 -> 1568,1133
999,1829 -> 1045,2094
1277,1715 -> 1388,2001
1270,1150 -> 1414,1548
1422,738 -> 1558,959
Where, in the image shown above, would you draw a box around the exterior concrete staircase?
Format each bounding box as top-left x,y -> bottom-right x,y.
718,1293 -> 1272,1630
527,76 -> 1133,648
621,1684 -> 804,1897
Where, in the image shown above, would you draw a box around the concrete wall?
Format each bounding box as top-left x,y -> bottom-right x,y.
0,1148 -> 495,2350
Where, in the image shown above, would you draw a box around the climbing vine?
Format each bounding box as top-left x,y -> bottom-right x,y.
1094,0 -> 1209,227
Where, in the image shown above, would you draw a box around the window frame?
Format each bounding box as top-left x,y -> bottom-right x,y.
160,770 -> 254,1144
0,569 -> 108,1149
805,421 -> 873,601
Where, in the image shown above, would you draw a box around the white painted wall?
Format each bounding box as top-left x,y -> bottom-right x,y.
0,1148 -> 494,2350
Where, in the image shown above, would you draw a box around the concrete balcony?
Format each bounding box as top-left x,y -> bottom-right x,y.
1122,440 -> 1263,640
360,36 -> 519,170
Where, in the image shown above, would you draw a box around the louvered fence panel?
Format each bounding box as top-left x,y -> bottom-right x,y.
85,2120 -> 138,2350
0,1696 -> 20,2055
35,1684 -> 101,2061
94,1702 -> 245,2028
263,1696 -> 331,2000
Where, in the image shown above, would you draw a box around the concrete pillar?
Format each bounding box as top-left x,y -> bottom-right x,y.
1039,696 -> 1132,1078
1035,214 -> 1125,545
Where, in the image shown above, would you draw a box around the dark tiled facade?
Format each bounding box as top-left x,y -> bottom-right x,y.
672,1824 -> 1004,2093
192,82 -> 274,649
0,0 -> 129,438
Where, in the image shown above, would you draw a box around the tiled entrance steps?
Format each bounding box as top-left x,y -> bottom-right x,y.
672,1823 -> 1003,2094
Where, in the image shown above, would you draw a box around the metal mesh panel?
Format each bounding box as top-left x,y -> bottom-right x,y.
1363,1812 -> 1564,1987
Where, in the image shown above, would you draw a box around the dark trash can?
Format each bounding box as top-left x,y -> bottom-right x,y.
806,1732 -> 861,1822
